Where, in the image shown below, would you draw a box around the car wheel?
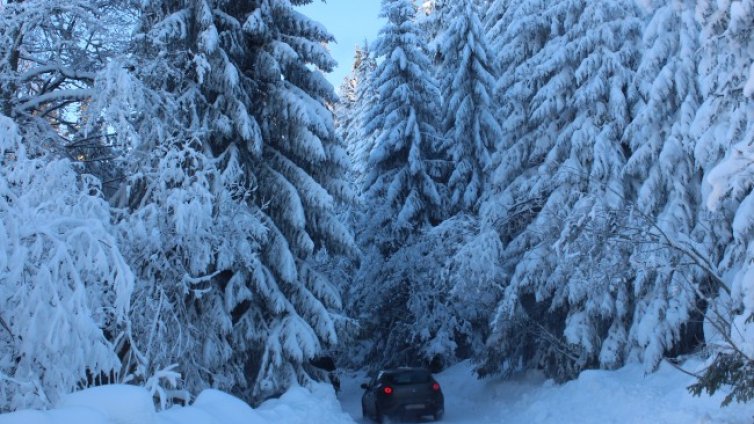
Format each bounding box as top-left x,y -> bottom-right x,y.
433,408 -> 444,421
374,405 -> 384,424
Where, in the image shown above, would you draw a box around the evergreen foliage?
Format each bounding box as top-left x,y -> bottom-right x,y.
337,43 -> 378,188
350,0 -> 445,369
689,351 -> 754,407
693,0 -> 754,405
5,0 -> 754,412
480,0 -> 643,381
622,0 -> 710,371
360,0 -> 443,244
437,0 -> 499,213
418,0 -> 449,67
110,0 -> 356,403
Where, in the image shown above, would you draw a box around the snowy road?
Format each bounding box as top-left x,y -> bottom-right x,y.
337,364 -> 558,424
337,360 -> 754,424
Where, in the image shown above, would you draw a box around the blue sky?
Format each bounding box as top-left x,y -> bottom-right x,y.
300,0 -> 383,90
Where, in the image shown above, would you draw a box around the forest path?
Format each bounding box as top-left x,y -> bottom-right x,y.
336,362 -> 551,424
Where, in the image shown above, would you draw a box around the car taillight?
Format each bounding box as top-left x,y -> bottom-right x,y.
383,386 -> 393,395
432,382 -> 440,391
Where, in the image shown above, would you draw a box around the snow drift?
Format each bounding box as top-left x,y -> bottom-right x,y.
0,383 -> 353,424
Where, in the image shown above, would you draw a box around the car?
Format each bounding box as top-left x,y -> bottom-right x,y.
360,367 -> 444,423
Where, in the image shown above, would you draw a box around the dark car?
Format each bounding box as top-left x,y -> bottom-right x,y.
361,367 -> 444,423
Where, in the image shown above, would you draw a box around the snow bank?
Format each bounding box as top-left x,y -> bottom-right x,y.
157,388 -> 262,424
256,383 -> 353,424
60,385 -> 157,424
0,382 -> 355,424
442,360 -> 754,424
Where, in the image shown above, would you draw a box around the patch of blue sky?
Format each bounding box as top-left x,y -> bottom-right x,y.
300,0 -> 383,92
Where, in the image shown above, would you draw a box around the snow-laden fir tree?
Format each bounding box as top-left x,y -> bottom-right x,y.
417,0 -> 449,66
423,0 -> 506,364
359,0 -> 444,250
358,215 -> 502,368
686,0 -> 754,406
0,115 -> 134,411
113,0 -> 355,402
484,0 -> 514,41
481,0 -> 570,376
483,0 -> 552,215
696,140 -> 754,406
350,0 -> 445,368
480,0 -> 643,380
336,52 -> 359,168
622,0 -> 710,371
437,0 -> 500,213
337,42 -> 378,187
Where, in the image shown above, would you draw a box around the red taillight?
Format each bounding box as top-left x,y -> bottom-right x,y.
383,386 -> 393,395
432,382 -> 440,391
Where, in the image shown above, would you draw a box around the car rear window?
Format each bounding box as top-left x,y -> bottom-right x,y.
382,370 -> 431,385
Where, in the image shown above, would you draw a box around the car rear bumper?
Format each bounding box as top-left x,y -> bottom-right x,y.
381,400 -> 443,418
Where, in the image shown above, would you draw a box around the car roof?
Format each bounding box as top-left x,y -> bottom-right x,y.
381,367 -> 431,374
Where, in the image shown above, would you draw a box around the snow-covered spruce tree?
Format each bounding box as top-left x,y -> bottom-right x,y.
360,0 -> 444,243
622,0 -> 711,371
350,0 -> 445,369
411,1 -> 506,361
115,0 -> 355,402
0,116 -> 134,411
337,42 -> 378,187
685,0 -> 754,406
364,215 -> 503,369
695,141 -> 754,406
479,0 -> 643,381
417,0 -> 449,66
484,0 -> 513,40
241,2 -> 356,397
482,0 -> 552,225
437,0 -> 499,213
336,54 -> 359,168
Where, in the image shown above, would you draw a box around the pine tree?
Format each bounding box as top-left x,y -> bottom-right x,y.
482,0 -> 552,226
622,0 -> 709,370
437,0 -> 500,213
360,0 -> 443,245
480,0 -> 643,380
687,0 -> 754,406
351,0 -> 444,368
337,43 -> 378,187
336,52 -> 359,163
484,0 -> 514,43
418,0 -> 449,66
114,0 -> 356,402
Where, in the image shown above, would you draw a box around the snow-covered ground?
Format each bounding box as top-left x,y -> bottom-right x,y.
0,382 -> 353,424
2,358 -> 754,424
338,360 -> 754,424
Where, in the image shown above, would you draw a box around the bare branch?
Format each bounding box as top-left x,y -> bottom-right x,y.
16,88 -> 96,113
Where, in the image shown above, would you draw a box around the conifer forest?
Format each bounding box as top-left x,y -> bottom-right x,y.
1,0 -> 754,415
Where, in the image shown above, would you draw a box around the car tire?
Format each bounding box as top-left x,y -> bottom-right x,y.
374,406 -> 384,424
433,408 -> 444,421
